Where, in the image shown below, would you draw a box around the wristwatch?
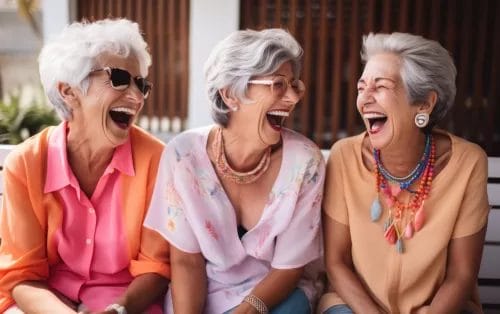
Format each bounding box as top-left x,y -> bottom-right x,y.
105,303 -> 127,314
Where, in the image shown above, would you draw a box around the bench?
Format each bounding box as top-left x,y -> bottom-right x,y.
0,145 -> 498,310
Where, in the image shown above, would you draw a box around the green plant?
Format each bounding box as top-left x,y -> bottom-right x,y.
0,87 -> 60,144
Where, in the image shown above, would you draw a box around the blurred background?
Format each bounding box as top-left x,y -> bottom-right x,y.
0,0 -> 499,156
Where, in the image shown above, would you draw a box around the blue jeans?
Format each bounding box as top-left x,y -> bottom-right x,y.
323,304 -> 354,314
224,288 -> 310,314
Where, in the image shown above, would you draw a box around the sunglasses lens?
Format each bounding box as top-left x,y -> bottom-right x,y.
134,78 -> 152,98
109,68 -> 131,91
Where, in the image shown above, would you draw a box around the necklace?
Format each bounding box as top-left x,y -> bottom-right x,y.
374,133 -> 432,190
212,127 -> 271,184
370,134 -> 436,253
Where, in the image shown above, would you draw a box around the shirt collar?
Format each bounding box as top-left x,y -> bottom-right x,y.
44,122 -> 135,193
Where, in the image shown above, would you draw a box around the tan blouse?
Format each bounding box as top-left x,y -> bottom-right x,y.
319,131 -> 490,314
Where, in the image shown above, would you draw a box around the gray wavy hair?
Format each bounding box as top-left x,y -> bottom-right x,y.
204,28 -> 303,127
361,32 -> 457,130
38,18 -> 151,120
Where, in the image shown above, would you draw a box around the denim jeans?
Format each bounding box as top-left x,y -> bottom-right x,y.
322,304 -> 354,314
224,288 -> 311,314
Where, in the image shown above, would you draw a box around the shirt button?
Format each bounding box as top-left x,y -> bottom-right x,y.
88,208 -> 95,214
86,238 -> 92,245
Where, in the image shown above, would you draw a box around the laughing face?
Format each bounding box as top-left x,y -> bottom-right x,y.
69,54 -> 145,147
356,53 -> 420,150
236,62 -> 302,146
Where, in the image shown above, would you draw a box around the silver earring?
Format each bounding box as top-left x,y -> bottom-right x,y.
230,106 -> 238,112
414,113 -> 429,128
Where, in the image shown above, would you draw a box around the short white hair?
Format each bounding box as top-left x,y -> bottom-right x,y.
361,32 -> 457,130
38,18 -> 152,120
204,28 -> 303,127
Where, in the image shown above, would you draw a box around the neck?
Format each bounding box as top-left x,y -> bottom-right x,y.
221,126 -> 272,172
378,131 -> 428,177
66,125 -> 114,172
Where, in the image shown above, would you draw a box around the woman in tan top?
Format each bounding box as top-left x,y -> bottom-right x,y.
319,32 -> 490,314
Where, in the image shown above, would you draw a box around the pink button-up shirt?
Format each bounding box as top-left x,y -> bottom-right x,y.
41,123 -> 156,311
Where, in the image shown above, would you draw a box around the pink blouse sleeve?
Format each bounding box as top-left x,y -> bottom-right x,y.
144,148 -> 201,253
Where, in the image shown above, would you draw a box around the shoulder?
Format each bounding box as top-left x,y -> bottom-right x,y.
282,128 -> 322,161
327,132 -> 365,161
448,132 -> 487,165
4,127 -> 52,174
130,126 -> 165,153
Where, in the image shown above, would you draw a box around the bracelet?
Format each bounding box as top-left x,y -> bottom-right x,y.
243,294 -> 269,314
105,303 -> 127,314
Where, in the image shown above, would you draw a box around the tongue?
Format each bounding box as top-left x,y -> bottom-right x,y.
267,114 -> 283,131
370,120 -> 385,132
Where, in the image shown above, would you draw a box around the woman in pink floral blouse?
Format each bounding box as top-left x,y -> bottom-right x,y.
145,28 -> 325,314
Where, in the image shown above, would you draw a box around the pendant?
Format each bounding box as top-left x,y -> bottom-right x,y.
384,224 -> 397,244
414,205 -> 425,231
396,238 -> 405,253
370,198 -> 382,221
404,222 -> 414,239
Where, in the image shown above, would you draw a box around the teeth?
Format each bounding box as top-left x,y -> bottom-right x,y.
110,107 -> 136,115
267,110 -> 289,117
363,112 -> 386,119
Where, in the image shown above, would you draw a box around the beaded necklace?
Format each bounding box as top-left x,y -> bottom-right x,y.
212,127 -> 271,184
370,134 -> 436,253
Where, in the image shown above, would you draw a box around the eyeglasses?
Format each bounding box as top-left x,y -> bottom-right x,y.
91,67 -> 152,99
248,76 -> 305,99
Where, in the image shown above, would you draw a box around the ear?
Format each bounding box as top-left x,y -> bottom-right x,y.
218,88 -> 239,111
417,90 -> 437,114
57,82 -> 80,109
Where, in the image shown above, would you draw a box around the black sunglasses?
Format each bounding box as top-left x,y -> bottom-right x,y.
91,67 -> 152,98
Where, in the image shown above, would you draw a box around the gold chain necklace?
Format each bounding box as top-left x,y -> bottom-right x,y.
212,127 -> 271,184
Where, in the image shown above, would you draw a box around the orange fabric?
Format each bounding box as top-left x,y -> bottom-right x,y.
0,126 -> 170,312
320,130 -> 489,314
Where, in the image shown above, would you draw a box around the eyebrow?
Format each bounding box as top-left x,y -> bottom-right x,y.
357,77 -> 397,84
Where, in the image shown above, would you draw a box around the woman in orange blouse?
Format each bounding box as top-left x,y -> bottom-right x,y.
0,19 -> 170,313
319,33 -> 489,313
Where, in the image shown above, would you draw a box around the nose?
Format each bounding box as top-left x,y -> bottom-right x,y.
126,82 -> 145,102
282,84 -> 302,104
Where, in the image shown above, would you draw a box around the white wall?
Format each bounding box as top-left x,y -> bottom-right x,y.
187,0 -> 240,129
41,0 -> 75,43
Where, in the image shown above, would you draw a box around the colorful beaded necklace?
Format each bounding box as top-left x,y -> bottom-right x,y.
212,127 -> 271,184
370,133 -> 435,253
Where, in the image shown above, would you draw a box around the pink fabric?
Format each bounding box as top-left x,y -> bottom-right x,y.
145,126 -> 325,314
41,122 -> 161,313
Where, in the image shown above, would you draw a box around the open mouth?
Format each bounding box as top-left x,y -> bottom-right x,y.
364,112 -> 387,134
109,107 -> 136,129
266,110 -> 289,131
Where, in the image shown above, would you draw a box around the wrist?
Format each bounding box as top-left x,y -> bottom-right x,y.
243,294 -> 268,314
105,303 -> 127,314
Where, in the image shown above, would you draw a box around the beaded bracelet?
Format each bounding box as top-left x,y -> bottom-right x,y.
243,294 -> 269,314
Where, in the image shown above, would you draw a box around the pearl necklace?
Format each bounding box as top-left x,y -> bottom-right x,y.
370,134 -> 436,253
212,127 -> 271,184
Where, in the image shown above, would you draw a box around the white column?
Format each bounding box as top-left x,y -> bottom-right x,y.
41,0 -> 76,43
187,0 -> 240,129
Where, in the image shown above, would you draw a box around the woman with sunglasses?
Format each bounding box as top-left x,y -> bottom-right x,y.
144,29 -> 325,314
0,19 -> 169,313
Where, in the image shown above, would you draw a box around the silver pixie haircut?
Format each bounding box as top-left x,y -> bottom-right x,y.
361,32 -> 457,130
204,28 -> 303,126
38,18 -> 152,120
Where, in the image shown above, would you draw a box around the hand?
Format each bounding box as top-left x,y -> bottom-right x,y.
78,310 -> 116,314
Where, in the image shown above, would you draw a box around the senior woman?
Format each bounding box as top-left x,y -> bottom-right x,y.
0,19 -> 170,313
319,32 -> 490,314
144,29 -> 325,314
